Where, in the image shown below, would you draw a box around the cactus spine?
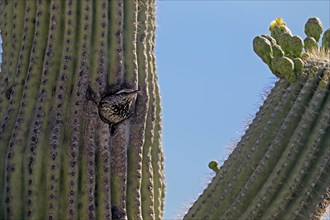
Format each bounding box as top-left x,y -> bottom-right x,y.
0,0 -> 164,220
184,18 -> 330,219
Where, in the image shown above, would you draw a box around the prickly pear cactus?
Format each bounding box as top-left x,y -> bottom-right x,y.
0,1 -> 164,220
184,17 -> 330,219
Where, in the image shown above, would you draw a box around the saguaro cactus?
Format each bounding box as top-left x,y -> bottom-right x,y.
0,0 -> 164,220
184,18 -> 330,219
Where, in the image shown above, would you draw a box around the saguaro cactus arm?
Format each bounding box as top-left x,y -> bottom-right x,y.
184,18 -> 330,220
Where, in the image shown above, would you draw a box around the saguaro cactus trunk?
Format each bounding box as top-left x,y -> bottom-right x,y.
184,18 -> 330,220
0,0 -> 164,220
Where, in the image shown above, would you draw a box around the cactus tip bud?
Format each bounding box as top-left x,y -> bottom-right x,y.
276,17 -> 286,26
272,44 -> 284,58
304,37 -> 318,53
288,35 -> 304,57
269,20 -> 277,32
321,28 -> 330,52
269,18 -> 286,32
253,36 -> 273,65
208,160 -> 220,173
271,56 -> 296,82
304,17 -> 323,42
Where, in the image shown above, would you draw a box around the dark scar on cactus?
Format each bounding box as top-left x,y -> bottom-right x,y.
111,206 -> 125,220
86,84 -> 139,135
6,85 -> 14,100
86,85 -> 98,105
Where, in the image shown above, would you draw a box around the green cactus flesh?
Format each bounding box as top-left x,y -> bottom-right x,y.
0,1 -> 164,220
322,28 -> 330,52
271,56 -> 295,82
304,37 -> 319,53
272,44 -> 285,58
287,36 -> 304,58
253,36 -> 273,65
185,18 -> 330,220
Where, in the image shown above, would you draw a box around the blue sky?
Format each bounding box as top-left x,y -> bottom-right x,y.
156,1 -> 329,219
0,1 -> 329,219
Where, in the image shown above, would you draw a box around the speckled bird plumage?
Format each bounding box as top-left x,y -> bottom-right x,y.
98,89 -> 139,125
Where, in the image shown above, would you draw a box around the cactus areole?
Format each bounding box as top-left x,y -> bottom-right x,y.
184,18 -> 330,220
0,1 -> 164,220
